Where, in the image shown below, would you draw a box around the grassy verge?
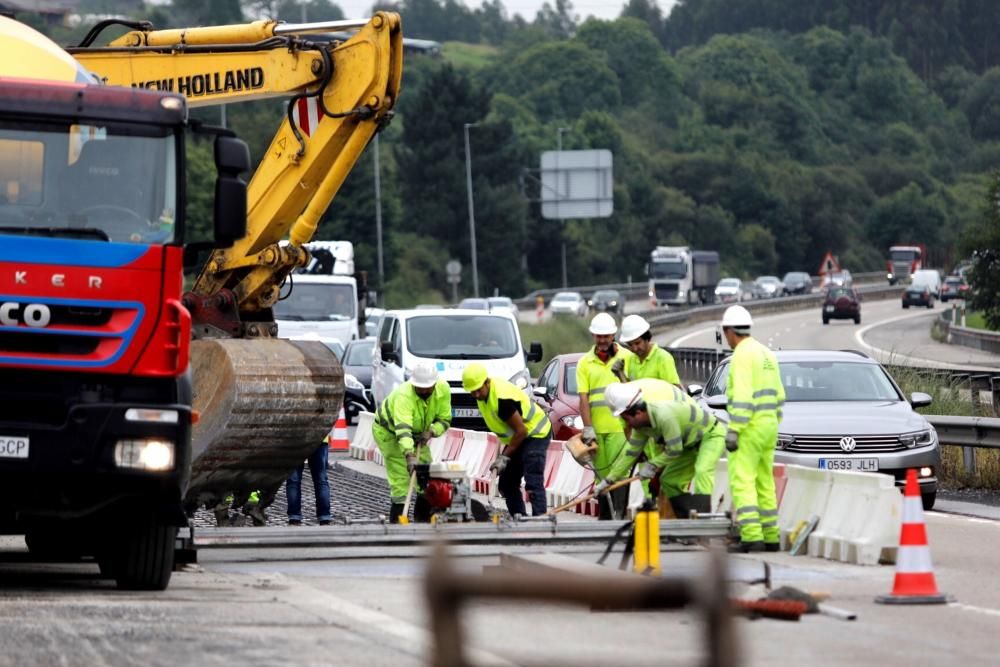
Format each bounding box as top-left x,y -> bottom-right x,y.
519,315 -> 592,376
962,310 -> 995,331
442,41 -> 499,69
893,366 -> 1000,489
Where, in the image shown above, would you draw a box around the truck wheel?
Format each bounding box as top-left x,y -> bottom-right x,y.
115,520 -> 176,591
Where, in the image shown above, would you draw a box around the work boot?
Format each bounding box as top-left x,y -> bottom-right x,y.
288,519 -> 302,526
319,520 -> 332,526
728,540 -> 765,554
764,542 -> 781,552
244,503 -> 267,527
413,495 -> 433,523
212,501 -> 231,527
389,503 -> 405,524
690,494 -> 711,515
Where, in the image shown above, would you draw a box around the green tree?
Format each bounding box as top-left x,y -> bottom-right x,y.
960,174 -> 1000,329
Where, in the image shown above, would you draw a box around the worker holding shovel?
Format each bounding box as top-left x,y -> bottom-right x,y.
597,382 -> 726,517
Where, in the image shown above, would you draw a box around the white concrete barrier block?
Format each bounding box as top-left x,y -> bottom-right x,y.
807,470 -> 901,565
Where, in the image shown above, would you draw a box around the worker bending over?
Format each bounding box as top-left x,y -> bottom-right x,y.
614,315 -> 682,390
599,382 -> 726,517
577,312 -> 634,519
373,363 -> 452,523
720,305 -> 785,553
462,363 -> 552,516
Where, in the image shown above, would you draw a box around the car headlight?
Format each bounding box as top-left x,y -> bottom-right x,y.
560,414 -> 584,430
344,373 -> 364,390
509,369 -> 531,390
900,429 -> 935,448
776,434 -> 794,450
609,301 -> 617,306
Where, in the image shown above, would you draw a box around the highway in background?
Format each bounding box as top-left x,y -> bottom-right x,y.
660,298 -> 1000,370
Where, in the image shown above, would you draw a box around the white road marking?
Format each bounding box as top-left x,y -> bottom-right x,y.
852,310 -> 950,366
668,326 -> 716,348
950,602 -> 1000,618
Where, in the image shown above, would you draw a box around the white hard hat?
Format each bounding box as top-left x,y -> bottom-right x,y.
721,305 -> 753,329
589,312 -> 618,335
409,363 -> 439,388
606,382 -> 643,417
619,314 -> 650,343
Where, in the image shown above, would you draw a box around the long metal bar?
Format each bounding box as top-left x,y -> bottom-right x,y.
273,19 -> 372,34
926,415 -> 1000,450
193,517 -> 732,549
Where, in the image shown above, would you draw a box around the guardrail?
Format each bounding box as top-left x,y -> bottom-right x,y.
938,305 -> 1000,355
926,415 -> 1000,476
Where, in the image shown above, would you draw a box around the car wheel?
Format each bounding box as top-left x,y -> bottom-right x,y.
921,491 -> 936,511
903,303 -> 910,309
854,314 -> 861,324
927,299 -> 934,309
822,316 -> 829,325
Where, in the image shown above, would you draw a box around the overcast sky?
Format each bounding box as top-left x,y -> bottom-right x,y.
334,1 -> 677,23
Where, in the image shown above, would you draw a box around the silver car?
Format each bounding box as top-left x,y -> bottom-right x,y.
694,349 -> 940,509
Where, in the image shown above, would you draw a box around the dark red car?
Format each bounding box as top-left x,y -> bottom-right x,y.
532,352 -> 583,441
940,275 -> 970,302
822,287 -> 861,325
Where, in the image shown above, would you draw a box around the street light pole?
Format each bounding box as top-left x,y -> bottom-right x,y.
373,133 -> 384,303
464,122 -> 480,297
557,127 -> 569,288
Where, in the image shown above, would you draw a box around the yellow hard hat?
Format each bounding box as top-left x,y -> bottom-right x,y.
462,363 -> 488,392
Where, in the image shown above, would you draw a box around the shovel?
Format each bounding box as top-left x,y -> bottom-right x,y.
546,475 -> 640,516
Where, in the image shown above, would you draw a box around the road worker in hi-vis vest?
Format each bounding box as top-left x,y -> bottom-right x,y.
462,363 -> 552,516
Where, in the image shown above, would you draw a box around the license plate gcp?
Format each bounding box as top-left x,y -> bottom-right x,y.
818,458 -> 878,472
0,436 -> 29,459
453,408 -> 480,418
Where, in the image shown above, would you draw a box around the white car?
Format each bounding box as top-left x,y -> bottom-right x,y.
371,308 -> 544,430
487,296 -> 518,316
549,291 -> 588,317
714,278 -> 745,303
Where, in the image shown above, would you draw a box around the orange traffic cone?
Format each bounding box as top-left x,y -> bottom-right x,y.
328,405 -> 350,452
875,468 -> 952,604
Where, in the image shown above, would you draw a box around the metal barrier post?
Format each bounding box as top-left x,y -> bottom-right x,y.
963,446 -> 977,477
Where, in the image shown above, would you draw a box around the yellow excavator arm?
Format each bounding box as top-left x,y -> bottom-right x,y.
67,15 -> 402,512
72,14 -> 402,328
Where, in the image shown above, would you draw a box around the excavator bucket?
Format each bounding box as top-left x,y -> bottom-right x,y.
187,338 -> 344,508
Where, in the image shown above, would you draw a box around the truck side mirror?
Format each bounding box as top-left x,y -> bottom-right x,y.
213,135 -> 250,247
526,341 -> 543,363
380,340 -> 397,364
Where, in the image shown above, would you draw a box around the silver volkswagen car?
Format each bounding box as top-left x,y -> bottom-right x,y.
695,349 -> 941,509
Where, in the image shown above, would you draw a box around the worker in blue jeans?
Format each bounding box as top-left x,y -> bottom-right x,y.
286,444 -> 332,526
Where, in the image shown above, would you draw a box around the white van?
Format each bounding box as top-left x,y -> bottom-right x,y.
371,308 -> 543,431
910,269 -> 942,298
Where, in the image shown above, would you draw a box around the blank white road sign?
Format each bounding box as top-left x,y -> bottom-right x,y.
541,149 -> 613,219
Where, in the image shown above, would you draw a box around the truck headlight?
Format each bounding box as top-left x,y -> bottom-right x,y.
115,439 -> 174,471
509,369 -> 531,390
344,374 -> 364,390
678,290 -> 686,299
561,414 -> 584,430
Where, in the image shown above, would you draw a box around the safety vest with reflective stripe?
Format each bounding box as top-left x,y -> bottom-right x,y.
576,345 -> 634,434
374,380 -> 452,452
624,344 -> 681,386
725,336 -> 784,436
476,377 -> 552,444
609,398 -> 719,481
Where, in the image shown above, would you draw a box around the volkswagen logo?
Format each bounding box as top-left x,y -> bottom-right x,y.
839,436 -> 857,452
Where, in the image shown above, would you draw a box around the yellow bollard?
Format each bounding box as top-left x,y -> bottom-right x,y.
646,510 -> 661,576
633,510 -> 649,574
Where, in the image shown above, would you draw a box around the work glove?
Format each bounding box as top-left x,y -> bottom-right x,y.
725,430 -> 739,453
405,451 -> 417,475
593,478 -> 613,495
611,358 -> 625,378
489,454 -> 510,475
637,461 -> 659,481
582,426 -> 597,445
417,430 -> 433,444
